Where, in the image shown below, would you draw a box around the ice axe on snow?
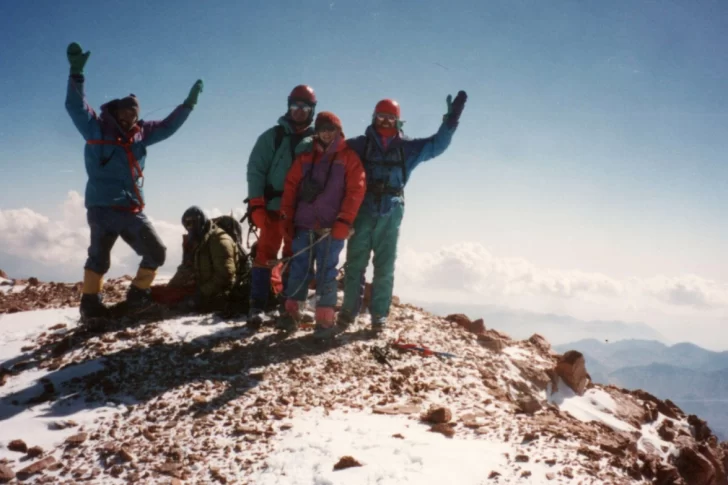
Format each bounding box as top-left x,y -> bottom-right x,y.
390,340 -> 457,359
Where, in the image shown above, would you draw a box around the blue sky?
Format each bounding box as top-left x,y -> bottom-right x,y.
1,0 -> 728,346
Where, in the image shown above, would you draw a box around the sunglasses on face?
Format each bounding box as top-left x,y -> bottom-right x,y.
183,219 -> 196,229
375,113 -> 397,122
289,103 -> 313,114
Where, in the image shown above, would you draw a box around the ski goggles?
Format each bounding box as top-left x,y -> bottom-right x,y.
289,103 -> 313,114
375,113 -> 397,122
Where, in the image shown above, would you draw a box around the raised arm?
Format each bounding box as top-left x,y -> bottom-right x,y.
64,43 -> 100,140
142,80 -> 202,147
403,90 -> 468,174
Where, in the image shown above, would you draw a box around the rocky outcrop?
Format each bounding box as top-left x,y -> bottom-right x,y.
555,350 -> 589,395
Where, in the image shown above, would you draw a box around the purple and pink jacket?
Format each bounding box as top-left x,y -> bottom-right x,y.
280,136 -> 366,231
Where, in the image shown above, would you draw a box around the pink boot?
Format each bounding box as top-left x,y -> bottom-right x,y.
314,307 -> 337,340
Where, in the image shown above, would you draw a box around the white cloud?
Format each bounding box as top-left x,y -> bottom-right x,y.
0,193 -> 253,282
395,242 -> 728,312
0,192 -> 184,280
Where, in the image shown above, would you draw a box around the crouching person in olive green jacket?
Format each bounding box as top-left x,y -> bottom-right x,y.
181,206 -> 239,312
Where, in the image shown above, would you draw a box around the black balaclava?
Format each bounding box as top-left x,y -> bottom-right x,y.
181,206 -> 209,244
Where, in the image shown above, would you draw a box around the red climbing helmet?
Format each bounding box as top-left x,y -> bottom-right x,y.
374,98 -> 400,118
288,85 -> 317,106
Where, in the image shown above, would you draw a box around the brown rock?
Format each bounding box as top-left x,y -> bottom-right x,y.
659,420 -> 677,442
156,463 -> 183,479
555,350 -> 589,396
373,404 -> 420,415
528,333 -> 551,353
445,313 -> 471,329
688,414 -> 714,441
423,406 -> 452,424
392,433 -> 405,439
515,454 -> 529,462
333,456 -> 363,471
119,447 -> 136,463
675,445 -> 715,485
8,439 -> 27,453
470,318 -> 486,334
477,334 -> 506,352
28,277 -> 39,286
0,464 -> 14,483
429,423 -> 455,438
561,466 -> 574,479
0,269 -> 8,279
517,396 -> 543,415
655,463 -> 683,484
488,471 -> 501,479
65,432 -> 88,446
16,456 -> 56,480
26,446 -> 43,458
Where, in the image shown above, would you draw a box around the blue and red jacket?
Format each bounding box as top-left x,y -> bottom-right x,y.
280,136 -> 366,231
346,121 -> 455,217
65,75 -> 191,211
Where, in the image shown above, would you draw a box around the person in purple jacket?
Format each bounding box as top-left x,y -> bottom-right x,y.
64,42 -> 203,321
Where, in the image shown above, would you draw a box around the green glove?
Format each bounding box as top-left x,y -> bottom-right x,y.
184,79 -> 204,108
67,42 -> 90,76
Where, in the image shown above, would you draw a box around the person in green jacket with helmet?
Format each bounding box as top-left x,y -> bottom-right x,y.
245,85 -> 317,328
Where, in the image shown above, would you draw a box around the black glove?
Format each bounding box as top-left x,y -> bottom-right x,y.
444,90 -> 467,128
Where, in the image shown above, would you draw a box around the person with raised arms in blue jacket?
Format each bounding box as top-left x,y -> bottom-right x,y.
64,42 -> 203,321
338,91 -> 468,331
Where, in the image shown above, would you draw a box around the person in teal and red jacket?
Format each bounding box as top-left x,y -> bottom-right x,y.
64,42 -> 202,321
279,112 -> 366,340
338,91 -> 468,331
246,85 -> 317,328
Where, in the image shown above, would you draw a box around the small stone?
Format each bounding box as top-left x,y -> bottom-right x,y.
0,464 -> 14,483
333,456 -> 363,471
392,433 -> 405,439
26,446 -> 43,458
515,454 -> 529,463
65,432 -> 88,446
119,447 -> 136,463
429,423 -> 455,438
488,470 -> 501,479
16,456 -> 56,480
423,406 -> 452,424
8,440 -> 27,453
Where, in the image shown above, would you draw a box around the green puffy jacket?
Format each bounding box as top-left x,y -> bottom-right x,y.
246,117 -> 314,211
193,224 -> 238,297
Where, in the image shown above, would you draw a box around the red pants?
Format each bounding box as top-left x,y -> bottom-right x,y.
254,211 -> 292,295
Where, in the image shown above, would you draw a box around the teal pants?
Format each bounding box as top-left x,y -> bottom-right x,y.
341,204 -> 404,321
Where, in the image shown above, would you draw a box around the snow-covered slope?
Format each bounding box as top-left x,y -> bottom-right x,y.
1,281 -> 726,484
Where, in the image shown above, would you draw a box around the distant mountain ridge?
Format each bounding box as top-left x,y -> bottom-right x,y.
555,338 -> 728,440
417,300 -> 666,346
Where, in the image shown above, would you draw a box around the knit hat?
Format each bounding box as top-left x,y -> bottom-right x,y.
117,94 -> 140,118
315,111 -> 343,133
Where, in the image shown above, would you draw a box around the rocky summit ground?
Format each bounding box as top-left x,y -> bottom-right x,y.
1,275 -> 727,484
